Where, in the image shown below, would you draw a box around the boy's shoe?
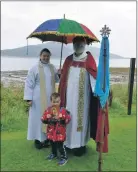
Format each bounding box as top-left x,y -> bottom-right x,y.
47,153 -> 57,161
58,158 -> 68,166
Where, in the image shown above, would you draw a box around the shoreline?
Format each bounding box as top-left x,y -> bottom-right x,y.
1,69 -> 136,87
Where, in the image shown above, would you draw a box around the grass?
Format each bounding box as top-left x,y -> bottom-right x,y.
1,83 -> 137,171
110,67 -> 137,74
1,83 -> 28,132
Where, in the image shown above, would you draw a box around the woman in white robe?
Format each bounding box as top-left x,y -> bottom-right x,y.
24,48 -> 59,149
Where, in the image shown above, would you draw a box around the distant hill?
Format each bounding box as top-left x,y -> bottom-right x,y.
1,42 -> 127,59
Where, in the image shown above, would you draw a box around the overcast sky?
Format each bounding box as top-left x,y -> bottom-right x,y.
1,1 -> 136,57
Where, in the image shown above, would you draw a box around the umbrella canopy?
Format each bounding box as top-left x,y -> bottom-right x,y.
27,19 -> 99,44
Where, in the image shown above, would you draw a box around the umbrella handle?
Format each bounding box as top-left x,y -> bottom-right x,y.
59,14 -> 65,71
59,41 -> 64,71
26,39 -> 28,55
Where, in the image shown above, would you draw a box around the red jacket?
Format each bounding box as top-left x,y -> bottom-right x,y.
41,107 -> 71,142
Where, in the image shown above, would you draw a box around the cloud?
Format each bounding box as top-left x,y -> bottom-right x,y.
1,1 -> 136,57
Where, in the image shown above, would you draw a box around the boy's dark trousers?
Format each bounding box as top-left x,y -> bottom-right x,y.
50,140 -> 67,160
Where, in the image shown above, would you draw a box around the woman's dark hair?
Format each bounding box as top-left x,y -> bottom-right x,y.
40,48 -> 51,56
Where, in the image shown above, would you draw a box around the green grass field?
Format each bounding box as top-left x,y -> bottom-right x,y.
110,67 -> 137,74
1,84 -> 137,171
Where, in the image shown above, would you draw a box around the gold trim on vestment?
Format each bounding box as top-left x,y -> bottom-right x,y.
39,62 -> 56,133
77,68 -> 86,132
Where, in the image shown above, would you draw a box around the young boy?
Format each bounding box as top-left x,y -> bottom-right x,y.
41,92 -> 71,166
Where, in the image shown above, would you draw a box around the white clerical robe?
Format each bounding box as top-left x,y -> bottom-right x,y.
65,64 -> 96,149
24,61 -> 59,142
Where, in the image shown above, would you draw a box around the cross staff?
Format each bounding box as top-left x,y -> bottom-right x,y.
98,25 -> 111,172
100,25 -> 111,37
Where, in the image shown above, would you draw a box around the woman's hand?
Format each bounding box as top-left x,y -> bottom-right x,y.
27,100 -> 32,106
57,69 -> 62,75
25,100 -> 32,115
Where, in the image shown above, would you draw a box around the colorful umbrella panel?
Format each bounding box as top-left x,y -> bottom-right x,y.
27,19 -> 99,44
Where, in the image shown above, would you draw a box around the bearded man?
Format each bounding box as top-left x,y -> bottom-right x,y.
59,36 -> 109,156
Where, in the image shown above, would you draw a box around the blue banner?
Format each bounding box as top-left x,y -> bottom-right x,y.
94,36 -> 110,108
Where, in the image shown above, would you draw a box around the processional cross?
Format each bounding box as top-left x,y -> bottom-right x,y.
98,25 -> 111,172
100,25 -> 111,37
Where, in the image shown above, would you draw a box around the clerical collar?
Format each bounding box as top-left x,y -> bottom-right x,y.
73,51 -> 87,61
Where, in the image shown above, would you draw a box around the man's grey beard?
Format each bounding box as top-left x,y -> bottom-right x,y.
73,44 -> 86,55
74,48 -> 85,55
40,59 -> 49,64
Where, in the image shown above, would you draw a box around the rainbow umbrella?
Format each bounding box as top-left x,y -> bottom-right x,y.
27,18 -> 99,69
